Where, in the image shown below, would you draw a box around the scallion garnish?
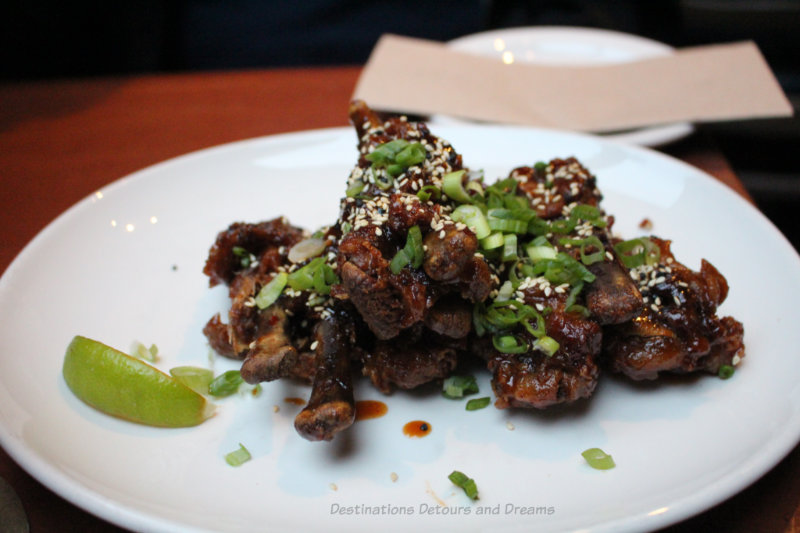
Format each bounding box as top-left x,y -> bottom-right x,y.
501,234 -> 519,262
558,236 -> 605,265
448,470 -> 479,500
534,335 -> 560,357
581,448 -> 615,470
570,204 -> 607,228
131,341 -> 159,362
254,272 -> 288,309
225,443 -> 252,467
480,231 -> 504,250
417,185 -> 441,202
389,249 -> 411,275
451,204 -> 490,239
287,257 -> 339,294
390,225 -> 424,274
208,370 -> 245,397
365,139 -> 426,180
614,237 -> 660,268
526,242 -> 558,262
492,334 -> 529,354
442,375 -> 479,398
232,246 -> 253,268
394,142 -> 426,167
718,364 -> 735,379
346,179 -> 365,198
465,397 -> 491,411
442,170 -> 472,204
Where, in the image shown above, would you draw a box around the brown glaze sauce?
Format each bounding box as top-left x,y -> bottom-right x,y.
403,420 -> 432,438
283,397 -> 305,406
355,400 -> 388,421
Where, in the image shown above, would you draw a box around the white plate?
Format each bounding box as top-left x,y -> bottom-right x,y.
0,125 -> 798,533
434,26 -> 695,147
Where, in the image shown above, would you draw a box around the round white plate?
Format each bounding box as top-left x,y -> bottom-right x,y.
434,26 -> 695,147
0,125 -> 798,533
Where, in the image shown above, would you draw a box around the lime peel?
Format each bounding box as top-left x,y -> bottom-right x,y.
63,335 -> 215,428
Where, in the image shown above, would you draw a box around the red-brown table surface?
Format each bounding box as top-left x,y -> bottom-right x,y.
1,66 -> 797,532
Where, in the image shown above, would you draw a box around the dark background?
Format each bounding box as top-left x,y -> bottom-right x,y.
2,0 -> 799,248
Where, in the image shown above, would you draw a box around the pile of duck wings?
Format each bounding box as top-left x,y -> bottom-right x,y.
202,101 -> 745,442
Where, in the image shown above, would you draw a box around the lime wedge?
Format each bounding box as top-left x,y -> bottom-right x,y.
63,335 -> 215,427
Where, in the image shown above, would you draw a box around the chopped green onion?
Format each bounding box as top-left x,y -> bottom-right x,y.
534,335 -> 560,357
493,334 -> 529,354
581,448 -> 616,470
502,234 -> 519,262
169,366 -> 214,395
346,179 -> 365,198
442,375 -> 479,399
417,185 -> 441,202
466,180 -> 485,198
571,204 -> 607,228
549,217 -> 578,234
495,280 -> 515,302
131,341 -> 159,362
465,397 -> 491,411
232,246 -> 252,268
526,243 -> 557,262
208,370 -> 245,397
394,142 -> 426,167
405,226 -> 424,268
442,170 -> 472,204
448,470 -> 479,500
718,364 -> 735,379
487,215 -> 528,234
533,161 -> 548,172
530,252 -> 596,286
451,204 -> 490,239
375,172 -> 395,189
614,238 -> 661,268
365,139 -> 426,179
389,249 -> 411,275
255,272 -> 288,309
559,236 -> 606,265
520,311 -> 546,339
480,231 -> 504,250
225,443 -> 252,467
365,139 -> 408,166
288,238 -> 326,263
287,257 -> 339,294
390,225 -> 424,274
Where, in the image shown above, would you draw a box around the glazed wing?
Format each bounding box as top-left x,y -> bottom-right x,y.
602,237 -> 745,380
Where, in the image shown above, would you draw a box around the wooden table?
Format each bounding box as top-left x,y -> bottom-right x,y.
0,66 -> 795,532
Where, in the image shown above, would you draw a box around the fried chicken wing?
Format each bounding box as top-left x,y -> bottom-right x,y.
602,237 -> 745,380
200,102 -> 746,443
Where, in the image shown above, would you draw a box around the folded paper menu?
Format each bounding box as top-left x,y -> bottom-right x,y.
353,34 -> 793,132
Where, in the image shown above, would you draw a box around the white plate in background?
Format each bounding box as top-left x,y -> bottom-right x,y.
434,26 -> 695,147
0,125 -> 797,533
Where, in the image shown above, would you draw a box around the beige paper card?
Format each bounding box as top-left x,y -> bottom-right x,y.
353,34 -> 793,132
